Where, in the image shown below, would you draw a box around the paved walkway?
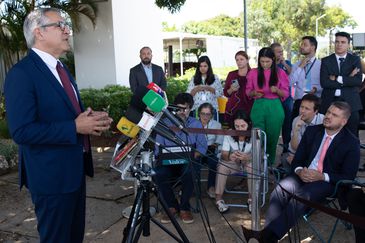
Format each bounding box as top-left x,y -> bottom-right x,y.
1,138 -> 363,242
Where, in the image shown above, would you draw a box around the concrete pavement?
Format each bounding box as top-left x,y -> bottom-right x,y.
0,142 -> 360,243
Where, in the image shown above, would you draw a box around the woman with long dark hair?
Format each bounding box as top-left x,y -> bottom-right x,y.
187,56 -> 223,120
215,110 -> 252,213
246,47 -> 289,165
224,51 -> 253,124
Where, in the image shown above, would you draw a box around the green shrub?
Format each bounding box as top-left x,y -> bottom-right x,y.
0,139 -> 18,170
0,120 -> 11,139
79,82 -> 191,125
80,85 -> 133,125
0,95 -> 5,120
165,77 -> 189,103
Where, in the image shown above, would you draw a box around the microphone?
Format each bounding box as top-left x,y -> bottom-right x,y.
141,87 -> 187,134
147,82 -> 165,97
125,105 -> 186,146
112,135 -> 138,166
116,117 -> 140,138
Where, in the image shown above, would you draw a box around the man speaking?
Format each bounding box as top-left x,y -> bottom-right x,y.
4,8 -> 112,243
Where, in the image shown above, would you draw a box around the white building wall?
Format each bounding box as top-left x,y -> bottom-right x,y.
74,1 -> 164,89
206,37 -> 246,68
73,1 -> 116,89
111,0 -> 164,87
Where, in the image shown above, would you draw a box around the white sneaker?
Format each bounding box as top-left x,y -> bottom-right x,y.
207,188 -> 215,198
216,200 -> 229,213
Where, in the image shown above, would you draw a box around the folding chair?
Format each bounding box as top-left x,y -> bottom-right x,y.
223,129 -> 269,209
302,179 -> 359,243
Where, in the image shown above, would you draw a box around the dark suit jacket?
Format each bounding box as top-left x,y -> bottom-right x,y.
320,53 -> 362,114
291,124 -> 359,185
129,63 -> 167,94
4,50 -> 93,195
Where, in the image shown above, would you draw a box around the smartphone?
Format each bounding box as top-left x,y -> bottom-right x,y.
232,79 -> 240,88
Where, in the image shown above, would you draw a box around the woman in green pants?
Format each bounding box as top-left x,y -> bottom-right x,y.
246,47 -> 289,165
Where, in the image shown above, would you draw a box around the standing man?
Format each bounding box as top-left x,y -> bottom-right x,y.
129,46 -> 167,94
271,42 -> 293,153
320,31 -> 362,136
4,8 -> 112,243
290,36 -> 322,119
243,101 -> 359,242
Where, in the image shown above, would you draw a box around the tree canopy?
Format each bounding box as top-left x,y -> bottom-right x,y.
0,0 -> 98,72
164,0 -> 357,59
247,0 -> 356,57
181,14 -> 242,37
155,0 -> 186,13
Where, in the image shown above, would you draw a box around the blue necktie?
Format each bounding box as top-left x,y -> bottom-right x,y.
304,61 -> 312,91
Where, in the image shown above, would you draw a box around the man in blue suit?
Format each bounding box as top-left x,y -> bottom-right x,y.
129,46 -> 167,94
4,8 -> 112,243
242,101 -> 359,242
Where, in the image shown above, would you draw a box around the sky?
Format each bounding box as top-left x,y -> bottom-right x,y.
161,0 -> 365,34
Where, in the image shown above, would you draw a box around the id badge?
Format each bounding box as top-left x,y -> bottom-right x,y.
201,92 -> 207,101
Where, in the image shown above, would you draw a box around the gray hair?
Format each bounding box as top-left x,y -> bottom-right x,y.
23,8 -> 61,48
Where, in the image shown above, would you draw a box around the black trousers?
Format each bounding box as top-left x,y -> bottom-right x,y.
347,188 -> 365,243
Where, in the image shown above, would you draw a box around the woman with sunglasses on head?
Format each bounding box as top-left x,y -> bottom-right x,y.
198,103 -> 223,199
224,51 -> 253,124
246,47 -> 289,165
215,110 -> 252,213
187,56 -> 223,120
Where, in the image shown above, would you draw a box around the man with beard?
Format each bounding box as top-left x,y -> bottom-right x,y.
129,46 -> 167,94
290,36 -> 322,119
154,93 -> 207,224
242,101 -> 359,243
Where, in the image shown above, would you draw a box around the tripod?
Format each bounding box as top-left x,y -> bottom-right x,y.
122,166 -> 190,243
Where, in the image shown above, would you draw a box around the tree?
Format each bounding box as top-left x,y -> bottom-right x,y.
155,0 -> 186,13
247,0 -> 357,59
181,14 -> 243,37
0,0 -> 97,85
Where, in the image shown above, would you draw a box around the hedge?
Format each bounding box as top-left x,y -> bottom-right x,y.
79,77 -> 190,124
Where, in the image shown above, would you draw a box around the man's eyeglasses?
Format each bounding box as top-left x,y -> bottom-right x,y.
40,21 -> 69,31
176,106 -> 189,112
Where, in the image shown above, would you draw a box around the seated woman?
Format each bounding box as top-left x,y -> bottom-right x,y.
215,110 -> 252,213
198,103 -> 223,198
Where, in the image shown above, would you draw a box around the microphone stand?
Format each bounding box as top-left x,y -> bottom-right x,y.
122,150 -> 189,243
111,112 -> 189,243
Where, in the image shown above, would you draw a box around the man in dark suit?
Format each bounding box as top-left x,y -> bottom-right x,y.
129,46 -> 167,94
320,32 -> 362,136
242,101 -> 359,242
4,8 -> 112,243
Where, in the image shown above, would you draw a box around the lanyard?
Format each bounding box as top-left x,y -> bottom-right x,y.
237,140 -> 246,152
304,58 -> 316,78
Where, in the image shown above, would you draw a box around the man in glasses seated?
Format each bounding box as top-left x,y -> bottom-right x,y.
154,93 -> 207,224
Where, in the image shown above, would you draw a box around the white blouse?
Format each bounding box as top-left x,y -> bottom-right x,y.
186,74 -> 223,111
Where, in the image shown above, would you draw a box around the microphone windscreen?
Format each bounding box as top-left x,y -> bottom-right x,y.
142,90 -> 166,112
147,82 -> 165,97
125,105 -> 143,124
116,117 -> 140,138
